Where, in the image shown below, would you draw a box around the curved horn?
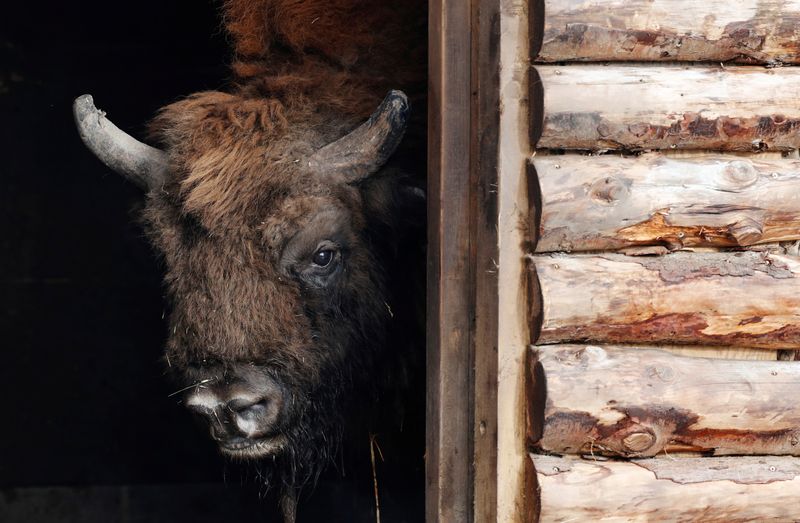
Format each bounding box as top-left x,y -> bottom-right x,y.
73,95 -> 168,189
308,90 -> 410,183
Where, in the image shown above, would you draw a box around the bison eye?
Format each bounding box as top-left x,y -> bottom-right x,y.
312,249 -> 335,267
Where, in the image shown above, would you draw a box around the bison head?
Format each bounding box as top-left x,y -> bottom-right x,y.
73,89 -> 419,489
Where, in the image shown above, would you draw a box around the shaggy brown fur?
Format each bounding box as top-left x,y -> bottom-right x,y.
139,0 -> 426,513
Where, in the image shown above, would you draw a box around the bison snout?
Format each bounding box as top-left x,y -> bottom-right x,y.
184,373 -> 286,454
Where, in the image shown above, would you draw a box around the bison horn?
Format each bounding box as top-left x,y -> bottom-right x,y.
73,94 -> 168,189
308,90 -> 410,183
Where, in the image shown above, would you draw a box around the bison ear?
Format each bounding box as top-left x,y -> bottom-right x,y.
360,169 -> 426,235
73,94 -> 169,189
307,90 -> 410,184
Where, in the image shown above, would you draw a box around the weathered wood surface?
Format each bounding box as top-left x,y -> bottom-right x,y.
471,0 -> 502,519
531,153 -> 800,252
532,454 -> 800,522
497,2 -> 536,522
532,0 -> 800,65
528,251 -> 800,348
661,345 -> 778,361
533,65 -> 800,152
427,0 -> 473,520
528,345 -> 800,457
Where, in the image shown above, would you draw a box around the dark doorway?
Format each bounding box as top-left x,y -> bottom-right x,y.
1,2 -> 422,521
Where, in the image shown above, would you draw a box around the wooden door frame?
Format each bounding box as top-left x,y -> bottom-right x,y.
426,0 -> 501,520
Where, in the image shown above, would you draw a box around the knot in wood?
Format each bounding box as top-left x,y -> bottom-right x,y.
645,364 -> 675,382
722,160 -> 758,187
589,176 -> 629,205
622,431 -> 657,453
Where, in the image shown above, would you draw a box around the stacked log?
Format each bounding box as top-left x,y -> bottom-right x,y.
524,1 -> 800,521
527,346 -> 800,520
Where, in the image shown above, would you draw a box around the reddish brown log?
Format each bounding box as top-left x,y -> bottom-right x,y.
532,454 -> 800,522
528,251 -> 800,349
531,153 -> 800,252
533,65 -> 800,152
532,0 -> 800,65
528,345 -> 800,457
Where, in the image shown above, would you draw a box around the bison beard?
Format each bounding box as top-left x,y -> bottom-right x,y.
73,0 -> 426,520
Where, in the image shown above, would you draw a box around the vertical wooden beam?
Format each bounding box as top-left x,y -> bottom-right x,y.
471,0 -> 501,521
427,0 -> 474,520
497,1 -> 535,522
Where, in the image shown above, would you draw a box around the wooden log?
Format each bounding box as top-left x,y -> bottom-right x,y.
532,65 -> 800,152
531,454 -> 800,522
528,251 -> 800,348
532,0 -> 800,65
528,345 -> 800,457
531,153 -> 800,252
659,345 -> 778,361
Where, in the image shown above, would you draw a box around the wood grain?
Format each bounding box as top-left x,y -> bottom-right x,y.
471,0 -> 501,520
532,153 -> 800,252
427,0 -> 473,520
532,0 -> 800,65
532,454 -> 800,522
529,251 -> 800,348
533,64 -> 800,152
529,345 -> 800,457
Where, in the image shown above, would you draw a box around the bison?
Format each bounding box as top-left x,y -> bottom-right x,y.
73,0 -> 426,519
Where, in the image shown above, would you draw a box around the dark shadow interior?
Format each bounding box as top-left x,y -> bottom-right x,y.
0,1 -> 424,521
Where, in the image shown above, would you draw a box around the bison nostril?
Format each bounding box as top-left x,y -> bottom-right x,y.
226,397 -> 266,414
226,394 -> 283,439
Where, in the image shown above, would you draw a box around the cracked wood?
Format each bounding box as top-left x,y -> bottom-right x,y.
531,454 -> 800,522
532,0 -> 800,65
532,65 -> 800,152
528,251 -> 800,348
531,153 -> 800,252
528,345 -> 800,457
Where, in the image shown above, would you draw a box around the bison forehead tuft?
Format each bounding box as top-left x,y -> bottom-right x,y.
146,90 -> 362,229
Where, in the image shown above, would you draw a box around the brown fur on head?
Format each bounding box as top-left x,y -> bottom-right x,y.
145,87 -> 387,369
143,85 -> 424,490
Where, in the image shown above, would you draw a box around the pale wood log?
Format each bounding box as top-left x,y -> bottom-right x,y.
531,454 -> 800,522
532,0 -> 800,65
528,345 -> 800,457
659,345 -> 777,361
497,2 -> 535,522
531,153 -> 800,252
528,251 -> 800,348
533,65 -> 800,152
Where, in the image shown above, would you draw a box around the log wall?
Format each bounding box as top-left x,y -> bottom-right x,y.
520,1 -> 800,521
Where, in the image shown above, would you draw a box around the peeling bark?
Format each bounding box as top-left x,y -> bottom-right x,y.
533,65 -> 800,152
532,454 -> 800,522
529,251 -> 800,348
528,345 -> 800,457
532,153 -> 800,252
533,0 -> 800,65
